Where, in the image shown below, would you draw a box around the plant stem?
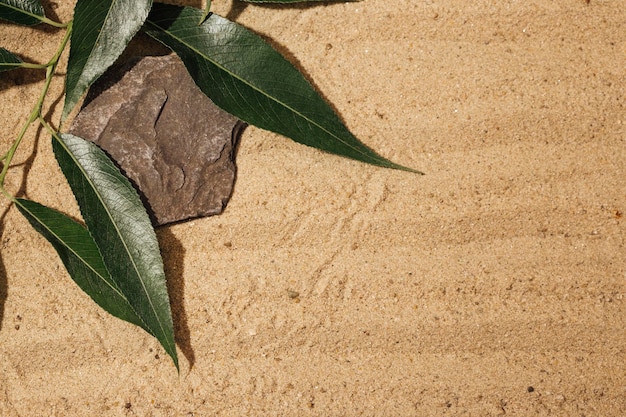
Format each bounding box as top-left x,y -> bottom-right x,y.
39,115 -> 60,139
40,16 -> 69,29
200,0 -> 212,24
17,63 -> 48,70
0,21 -> 73,190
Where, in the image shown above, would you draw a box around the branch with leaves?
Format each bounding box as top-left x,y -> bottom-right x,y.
0,0 -> 419,371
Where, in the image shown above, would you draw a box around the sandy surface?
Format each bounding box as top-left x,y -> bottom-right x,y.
1,0 -> 625,415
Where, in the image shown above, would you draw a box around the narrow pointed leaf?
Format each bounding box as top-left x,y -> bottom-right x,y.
0,0 -> 45,26
0,47 -> 23,72
52,132 -> 178,369
144,5 -> 418,172
62,0 -> 153,121
15,198 -> 149,331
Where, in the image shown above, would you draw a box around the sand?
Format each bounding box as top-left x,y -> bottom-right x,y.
1,0 -> 625,415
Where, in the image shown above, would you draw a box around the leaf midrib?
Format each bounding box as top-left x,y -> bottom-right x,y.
72,0 -> 118,85
16,200 -> 129,302
0,1 -> 43,20
145,13 -> 382,164
56,134 -> 171,350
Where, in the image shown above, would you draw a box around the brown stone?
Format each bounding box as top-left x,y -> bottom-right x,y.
70,55 -> 245,226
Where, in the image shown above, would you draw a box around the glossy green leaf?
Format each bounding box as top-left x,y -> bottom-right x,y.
144,4 -> 418,172
0,47 -> 23,72
15,198 -> 149,331
52,132 -> 178,370
0,0 -> 44,26
62,0 -> 153,121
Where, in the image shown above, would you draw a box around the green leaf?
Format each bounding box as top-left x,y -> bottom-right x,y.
0,0 -> 45,26
0,47 -> 23,72
144,4 -> 419,172
15,198 -> 149,331
62,0 -> 153,121
52,132 -> 178,370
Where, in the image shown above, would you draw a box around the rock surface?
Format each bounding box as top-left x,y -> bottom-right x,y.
70,55 -> 245,226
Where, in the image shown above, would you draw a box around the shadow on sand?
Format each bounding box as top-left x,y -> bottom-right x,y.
158,227 -> 196,369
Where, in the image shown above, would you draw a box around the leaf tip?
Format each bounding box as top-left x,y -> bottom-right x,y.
171,352 -> 180,373
377,159 -> 424,175
396,165 -> 425,175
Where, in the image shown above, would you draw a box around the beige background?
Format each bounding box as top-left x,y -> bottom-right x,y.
1,0 -> 625,415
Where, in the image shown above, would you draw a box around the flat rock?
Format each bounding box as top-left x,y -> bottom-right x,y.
70,55 -> 245,226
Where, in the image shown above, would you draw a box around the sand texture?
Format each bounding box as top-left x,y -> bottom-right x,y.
1,0 -> 625,415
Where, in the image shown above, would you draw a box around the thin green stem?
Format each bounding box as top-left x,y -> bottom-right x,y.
0,97 -> 39,186
16,62 -> 48,70
0,21 -> 73,191
40,16 -> 70,29
200,0 -> 212,24
0,181 -> 17,202
46,20 -> 72,67
39,116 -> 60,139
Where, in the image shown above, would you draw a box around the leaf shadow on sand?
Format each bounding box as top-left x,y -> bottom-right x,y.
158,227 -> 196,369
